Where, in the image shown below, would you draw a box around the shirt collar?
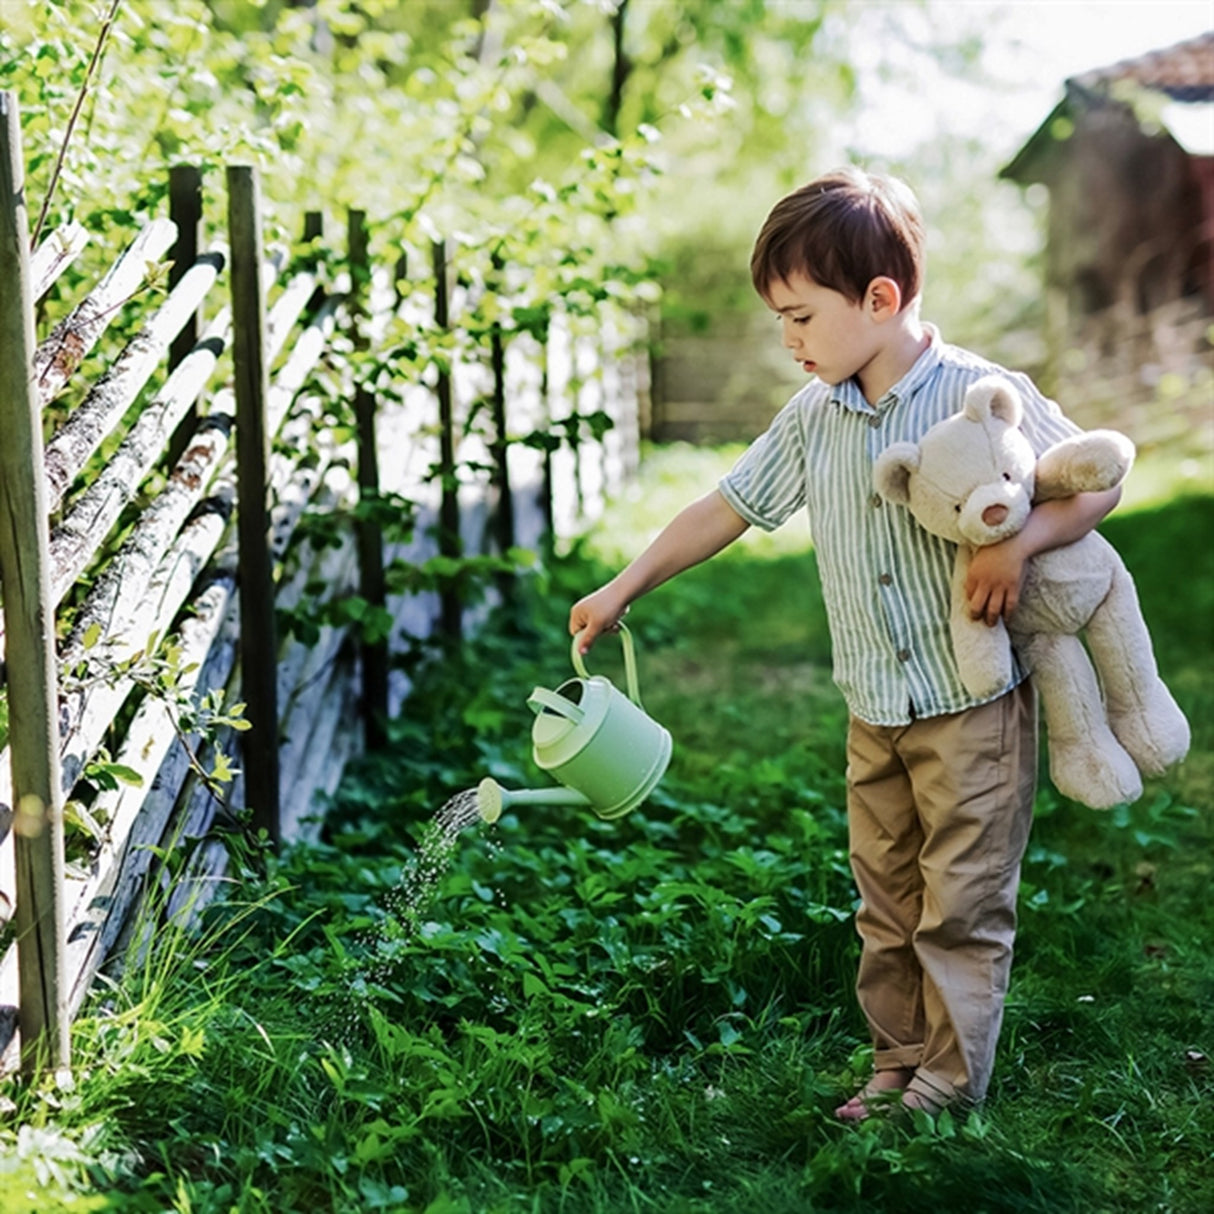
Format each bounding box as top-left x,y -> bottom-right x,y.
831,323 -> 942,414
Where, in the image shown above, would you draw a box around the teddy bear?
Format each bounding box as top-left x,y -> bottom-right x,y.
872,375 -> 1189,809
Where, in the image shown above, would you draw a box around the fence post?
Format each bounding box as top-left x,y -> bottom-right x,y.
166,164 -> 204,465
226,164 -> 280,846
348,209 -> 387,746
167,164 -> 203,369
431,239 -> 461,640
488,254 -> 515,573
540,323 -> 555,539
302,209 -> 323,250
0,92 -> 70,1074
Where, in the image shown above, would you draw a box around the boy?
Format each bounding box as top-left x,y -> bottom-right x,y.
568,167 -> 1121,1118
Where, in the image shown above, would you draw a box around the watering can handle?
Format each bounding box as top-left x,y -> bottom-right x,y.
571,621 -> 643,708
527,687 -> 585,724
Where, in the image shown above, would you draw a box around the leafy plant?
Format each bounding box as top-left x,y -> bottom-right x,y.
6,444 -> 1203,1212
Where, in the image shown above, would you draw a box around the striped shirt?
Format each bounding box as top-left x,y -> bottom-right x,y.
718,327 -> 1082,725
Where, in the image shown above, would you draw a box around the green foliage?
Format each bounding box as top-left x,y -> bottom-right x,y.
3,0 -> 671,803
4,445 -> 1210,1212
3,4 -> 1211,1208
2,0 -> 686,271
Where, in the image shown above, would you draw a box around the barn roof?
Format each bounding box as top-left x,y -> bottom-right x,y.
1002,31 -> 1214,181
1072,31 -> 1214,102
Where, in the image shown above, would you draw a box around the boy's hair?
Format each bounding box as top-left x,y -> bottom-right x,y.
750,167 -> 925,309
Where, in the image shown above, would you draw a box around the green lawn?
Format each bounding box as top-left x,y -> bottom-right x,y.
3,446 -> 1211,1213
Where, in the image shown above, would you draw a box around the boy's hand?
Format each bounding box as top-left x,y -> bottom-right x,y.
965,537 -> 1028,627
570,587 -> 630,653
566,490 -> 749,654
962,487 -> 1121,627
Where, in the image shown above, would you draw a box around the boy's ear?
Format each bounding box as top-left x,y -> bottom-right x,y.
865,276 -> 903,318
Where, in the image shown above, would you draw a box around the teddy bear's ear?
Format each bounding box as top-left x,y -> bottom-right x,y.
963,376 -> 1024,428
873,443 -> 920,505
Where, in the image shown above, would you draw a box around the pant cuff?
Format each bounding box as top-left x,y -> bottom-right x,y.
906,1067 -> 966,1112
873,1045 -> 923,1071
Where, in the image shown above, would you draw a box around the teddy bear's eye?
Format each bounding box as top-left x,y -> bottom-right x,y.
1002,472 -> 1012,481
954,504 -> 962,512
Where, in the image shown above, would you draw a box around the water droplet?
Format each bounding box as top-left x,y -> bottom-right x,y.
312,787 -> 503,1045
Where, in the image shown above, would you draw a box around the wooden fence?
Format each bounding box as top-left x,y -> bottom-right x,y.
0,91 -> 646,1074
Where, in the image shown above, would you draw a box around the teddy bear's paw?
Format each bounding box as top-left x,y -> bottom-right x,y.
960,670 -> 1011,701
1049,736 -> 1143,810
1109,691 -> 1192,776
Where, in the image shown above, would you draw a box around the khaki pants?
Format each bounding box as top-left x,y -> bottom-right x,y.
846,682 -> 1037,1107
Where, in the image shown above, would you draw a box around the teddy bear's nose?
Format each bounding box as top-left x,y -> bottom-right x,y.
982,504 -> 1009,527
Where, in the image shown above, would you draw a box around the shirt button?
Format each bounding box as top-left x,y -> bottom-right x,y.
869,493 -> 883,509
897,648 -> 911,663
868,414 -> 882,428
879,573 -> 893,586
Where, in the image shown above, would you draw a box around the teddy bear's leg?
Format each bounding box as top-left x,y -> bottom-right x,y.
1020,632 -> 1143,809
1085,562 -> 1191,776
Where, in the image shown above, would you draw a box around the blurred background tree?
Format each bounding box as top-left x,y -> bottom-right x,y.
7,0 -> 1165,408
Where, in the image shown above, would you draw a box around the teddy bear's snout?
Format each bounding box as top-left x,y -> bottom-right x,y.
958,483 -> 1029,546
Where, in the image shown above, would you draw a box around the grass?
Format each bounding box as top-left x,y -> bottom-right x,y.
1,445 -> 1211,1213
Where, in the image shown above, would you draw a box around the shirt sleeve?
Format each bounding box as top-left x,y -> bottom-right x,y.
1005,369 -> 1084,454
718,397 -> 809,532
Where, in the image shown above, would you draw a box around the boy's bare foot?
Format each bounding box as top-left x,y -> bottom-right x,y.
834,1066 -> 916,1122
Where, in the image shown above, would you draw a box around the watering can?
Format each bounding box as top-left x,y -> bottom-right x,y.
476,623 -> 671,823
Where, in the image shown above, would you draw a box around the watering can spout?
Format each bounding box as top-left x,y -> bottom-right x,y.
476,777 -> 591,824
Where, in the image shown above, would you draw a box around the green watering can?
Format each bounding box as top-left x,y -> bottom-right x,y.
476,623 -> 672,823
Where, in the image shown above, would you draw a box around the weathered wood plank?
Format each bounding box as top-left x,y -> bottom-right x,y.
30,221 -> 89,305
60,574 -> 234,1016
42,247 -> 224,512
279,650 -> 361,841
31,290 -> 341,698
265,294 -> 339,440
34,218 -> 177,410
56,495 -> 233,799
0,91 -> 70,1072
46,305 -> 231,609
0,256 -> 311,666
264,266 -> 317,357
0,491 -> 233,920
10,258 -> 296,654
75,574 -> 240,995
276,546 -> 359,813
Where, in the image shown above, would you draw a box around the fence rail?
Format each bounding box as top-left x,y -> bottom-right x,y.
0,90 -> 646,1074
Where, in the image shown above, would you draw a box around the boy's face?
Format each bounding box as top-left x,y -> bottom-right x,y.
765,272 -> 884,388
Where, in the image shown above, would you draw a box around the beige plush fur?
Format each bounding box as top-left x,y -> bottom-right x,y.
873,376 -> 1190,809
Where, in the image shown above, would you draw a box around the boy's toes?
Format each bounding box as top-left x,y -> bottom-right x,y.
834,1094 -> 870,1122
834,1066 -> 916,1122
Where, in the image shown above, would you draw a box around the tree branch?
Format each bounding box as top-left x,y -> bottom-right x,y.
31,0 -> 122,250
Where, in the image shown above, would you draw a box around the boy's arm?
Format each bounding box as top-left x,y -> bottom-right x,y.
570,489 -> 750,652
965,486 -> 1121,626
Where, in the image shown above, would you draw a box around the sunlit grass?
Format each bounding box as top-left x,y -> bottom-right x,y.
579,442 -> 813,567
1119,446 -> 1214,510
